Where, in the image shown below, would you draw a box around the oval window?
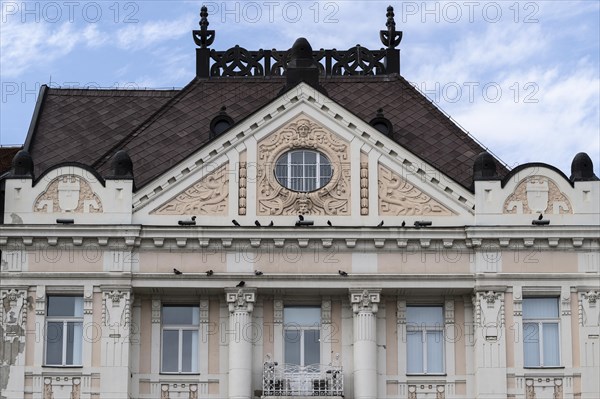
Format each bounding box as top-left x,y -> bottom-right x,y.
275,149 -> 333,192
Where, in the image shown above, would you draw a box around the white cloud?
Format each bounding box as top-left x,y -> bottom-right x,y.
1,22 -> 77,77
115,17 -> 192,50
450,63 -> 599,174
0,21 -> 110,78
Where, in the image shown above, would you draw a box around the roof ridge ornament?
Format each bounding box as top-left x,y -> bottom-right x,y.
193,6 -> 215,49
281,37 -> 327,95
380,6 -> 403,49
193,6 -> 215,78
379,6 -> 402,74
194,6 -> 401,78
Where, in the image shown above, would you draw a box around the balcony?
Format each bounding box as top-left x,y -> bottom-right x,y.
262,362 -> 343,397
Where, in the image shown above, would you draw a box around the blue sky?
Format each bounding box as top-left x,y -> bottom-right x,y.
1,1 -> 599,175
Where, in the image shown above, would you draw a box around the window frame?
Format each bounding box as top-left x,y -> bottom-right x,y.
274,149 -> 333,193
522,297 -> 561,368
44,295 -> 84,367
405,305 -> 445,376
283,306 -> 321,366
160,305 -> 200,374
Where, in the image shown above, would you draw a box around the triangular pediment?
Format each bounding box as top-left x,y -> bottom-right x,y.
133,83 -> 474,225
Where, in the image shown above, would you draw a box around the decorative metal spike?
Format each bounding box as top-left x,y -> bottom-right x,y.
380,5 -> 402,49
193,5 -> 215,48
386,6 -> 395,29
200,5 -> 209,28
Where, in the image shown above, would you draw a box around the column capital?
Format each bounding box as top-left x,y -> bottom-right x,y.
350,289 -> 381,314
226,288 -> 257,313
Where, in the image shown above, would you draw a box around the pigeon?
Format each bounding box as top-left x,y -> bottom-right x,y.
338,270 -> 348,277
232,219 -> 241,226
254,270 -> 263,276
401,221 -> 406,227
327,220 -> 332,226
538,213 -> 543,220
236,281 -> 246,287
205,270 -> 213,276
298,214 -> 304,221
268,221 -> 274,227
255,220 -> 261,227
377,220 -> 384,227
173,268 -> 183,275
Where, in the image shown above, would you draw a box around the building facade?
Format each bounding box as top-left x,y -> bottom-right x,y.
1,7 -> 599,399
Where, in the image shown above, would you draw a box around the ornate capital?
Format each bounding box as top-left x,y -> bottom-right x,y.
475,290 -> 504,328
584,290 -> 599,305
102,289 -> 131,327
350,289 -> 381,314
1,288 -> 27,332
479,291 -> 501,307
226,288 -> 256,313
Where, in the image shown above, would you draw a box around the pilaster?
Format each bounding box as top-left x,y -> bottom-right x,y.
100,287 -> 132,397
473,290 -> 507,398
350,289 -> 381,399
225,288 -> 256,399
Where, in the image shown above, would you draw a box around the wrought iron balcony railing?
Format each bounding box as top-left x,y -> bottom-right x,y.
262,362 -> 343,397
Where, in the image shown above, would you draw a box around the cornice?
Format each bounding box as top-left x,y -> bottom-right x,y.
0,225 -> 597,250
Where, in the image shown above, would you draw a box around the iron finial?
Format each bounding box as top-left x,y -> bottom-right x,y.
380,5 -> 402,49
200,5 -> 209,29
193,5 -> 215,48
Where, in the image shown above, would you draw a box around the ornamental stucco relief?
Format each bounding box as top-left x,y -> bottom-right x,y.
151,162 -> 229,215
378,164 -> 454,216
256,117 -> 351,216
34,175 -> 103,213
504,176 -> 572,214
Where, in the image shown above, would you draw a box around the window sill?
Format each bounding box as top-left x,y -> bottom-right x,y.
42,365 -> 83,368
159,373 -> 201,376
523,366 -> 565,370
406,373 -> 447,377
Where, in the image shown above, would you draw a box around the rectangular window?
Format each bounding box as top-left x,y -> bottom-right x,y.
45,296 -> 83,366
406,306 -> 444,374
523,297 -> 560,367
161,305 -> 199,373
284,307 -> 321,366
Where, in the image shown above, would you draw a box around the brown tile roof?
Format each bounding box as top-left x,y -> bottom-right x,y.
0,147 -> 21,175
28,88 -> 177,174
26,76 -> 508,190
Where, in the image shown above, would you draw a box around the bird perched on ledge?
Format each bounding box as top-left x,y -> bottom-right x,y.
338,270 -> 348,277
173,268 -> 183,275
